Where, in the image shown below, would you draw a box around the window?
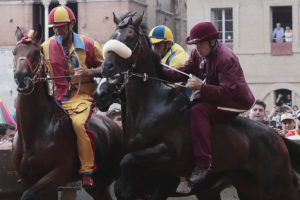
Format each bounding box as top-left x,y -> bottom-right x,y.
271,6 -> 292,43
274,89 -> 292,107
270,6 -> 292,55
211,8 -> 233,43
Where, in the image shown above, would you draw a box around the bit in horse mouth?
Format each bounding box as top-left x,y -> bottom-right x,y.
108,73 -> 120,84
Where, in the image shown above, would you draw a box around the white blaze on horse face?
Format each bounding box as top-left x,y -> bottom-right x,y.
96,78 -> 107,94
103,39 -> 132,59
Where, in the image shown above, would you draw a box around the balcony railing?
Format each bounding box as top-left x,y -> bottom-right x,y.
271,42 -> 292,56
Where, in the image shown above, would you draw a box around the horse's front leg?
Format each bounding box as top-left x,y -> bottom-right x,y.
21,168 -> 68,200
116,143 -> 175,200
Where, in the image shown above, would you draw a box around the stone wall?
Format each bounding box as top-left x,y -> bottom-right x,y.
0,47 -> 17,113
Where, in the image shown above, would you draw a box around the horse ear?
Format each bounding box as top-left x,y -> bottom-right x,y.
33,24 -> 43,43
133,11 -> 144,27
15,26 -> 24,42
113,12 -> 120,25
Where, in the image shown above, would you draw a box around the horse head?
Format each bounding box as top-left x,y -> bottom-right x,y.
93,76 -> 123,111
13,24 -> 43,94
101,11 -> 153,78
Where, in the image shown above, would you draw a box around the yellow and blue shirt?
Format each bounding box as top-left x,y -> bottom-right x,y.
162,43 -> 188,69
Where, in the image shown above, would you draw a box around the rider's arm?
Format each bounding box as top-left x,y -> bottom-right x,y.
74,66 -> 101,77
87,66 -> 101,77
200,57 -> 252,106
163,49 -> 199,82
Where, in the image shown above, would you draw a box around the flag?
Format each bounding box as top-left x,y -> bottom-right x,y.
0,97 -> 17,128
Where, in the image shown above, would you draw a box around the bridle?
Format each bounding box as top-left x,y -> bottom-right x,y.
116,14 -> 145,70
14,37 -> 44,95
112,24 -> 188,90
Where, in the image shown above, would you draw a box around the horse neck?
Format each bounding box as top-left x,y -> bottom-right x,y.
134,43 -> 157,76
17,82 -> 53,138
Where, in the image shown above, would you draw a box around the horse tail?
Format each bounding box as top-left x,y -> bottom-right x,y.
282,137 -> 300,173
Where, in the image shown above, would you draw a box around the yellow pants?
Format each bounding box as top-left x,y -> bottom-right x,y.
62,92 -> 95,174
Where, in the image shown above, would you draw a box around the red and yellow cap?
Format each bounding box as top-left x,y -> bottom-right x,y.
48,6 -> 75,28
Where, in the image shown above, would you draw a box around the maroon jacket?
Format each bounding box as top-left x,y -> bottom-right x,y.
165,42 -> 255,111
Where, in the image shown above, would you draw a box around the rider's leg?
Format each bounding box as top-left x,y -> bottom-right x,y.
189,101 -> 238,186
62,93 -> 96,188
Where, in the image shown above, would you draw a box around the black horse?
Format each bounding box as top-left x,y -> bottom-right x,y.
98,12 -> 300,200
12,25 -> 124,200
94,77 -> 249,200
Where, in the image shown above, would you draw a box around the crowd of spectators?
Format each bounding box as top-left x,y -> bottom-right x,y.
244,98 -> 300,138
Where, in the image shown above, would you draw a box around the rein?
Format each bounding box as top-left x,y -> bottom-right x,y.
117,24 -> 143,69
121,71 -> 187,88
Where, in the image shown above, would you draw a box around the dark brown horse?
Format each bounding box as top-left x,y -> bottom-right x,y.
98,12 -> 300,200
12,25 -> 124,200
94,77 -> 248,200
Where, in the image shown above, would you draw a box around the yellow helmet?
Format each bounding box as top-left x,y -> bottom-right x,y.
148,25 -> 173,44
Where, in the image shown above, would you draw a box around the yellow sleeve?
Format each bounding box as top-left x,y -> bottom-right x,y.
41,40 -> 53,76
169,51 -> 189,69
94,41 -> 104,64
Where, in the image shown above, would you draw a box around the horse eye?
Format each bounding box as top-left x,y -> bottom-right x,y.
12,49 -> 16,56
125,36 -> 134,42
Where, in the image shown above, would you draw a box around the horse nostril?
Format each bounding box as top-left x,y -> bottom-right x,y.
99,92 -> 107,99
14,74 -> 19,85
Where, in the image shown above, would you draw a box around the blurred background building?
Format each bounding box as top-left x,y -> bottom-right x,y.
0,0 -> 187,111
1,0 -> 299,114
188,0 -> 300,112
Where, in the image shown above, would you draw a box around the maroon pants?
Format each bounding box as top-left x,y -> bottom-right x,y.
190,101 -> 239,167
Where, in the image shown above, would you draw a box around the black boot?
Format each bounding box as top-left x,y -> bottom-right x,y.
188,166 -> 210,187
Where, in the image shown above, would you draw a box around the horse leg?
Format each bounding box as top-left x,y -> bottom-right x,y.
150,176 -> 180,200
117,143 -> 173,200
86,185 -> 112,200
193,173 -> 226,200
11,132 -> 23,172
20,169 -> 68,200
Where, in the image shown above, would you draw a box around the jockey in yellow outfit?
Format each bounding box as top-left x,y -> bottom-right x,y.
148,25 -> 190,97
42,5 -> 103,188
148,25 -> 188,68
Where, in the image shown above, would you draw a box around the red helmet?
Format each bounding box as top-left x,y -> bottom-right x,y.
185,22 -> 220,45
48,6 -> 76,28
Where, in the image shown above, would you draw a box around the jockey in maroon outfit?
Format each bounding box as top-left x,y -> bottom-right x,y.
163,22 -> 255,187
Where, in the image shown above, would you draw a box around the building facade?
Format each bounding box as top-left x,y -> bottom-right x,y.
0,0 -> 187,111
187,0 -> 300,112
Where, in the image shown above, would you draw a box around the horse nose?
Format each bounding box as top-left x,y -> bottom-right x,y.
14,70 -> 28,87
101,61 -> 115,77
